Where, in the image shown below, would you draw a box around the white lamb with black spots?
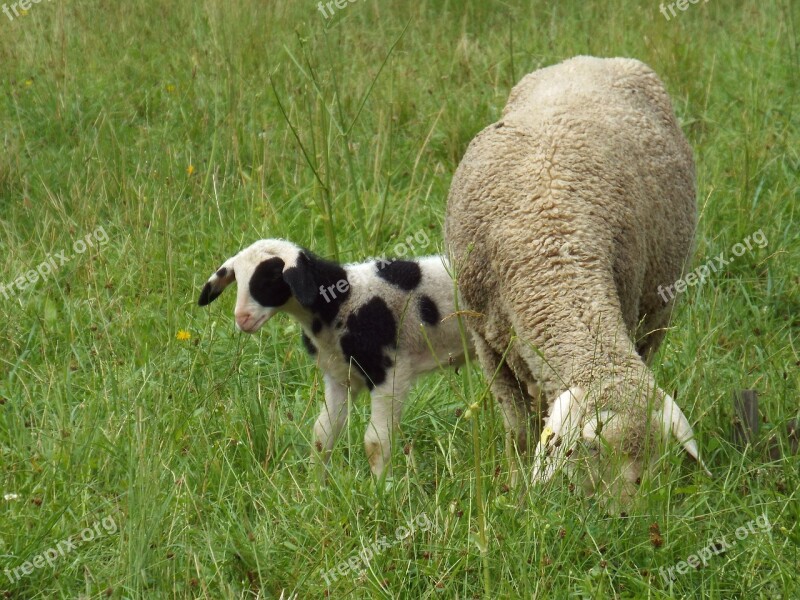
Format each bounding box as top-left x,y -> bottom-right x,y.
198,238 -> 467,479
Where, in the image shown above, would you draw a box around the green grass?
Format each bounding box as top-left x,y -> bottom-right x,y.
1,0 -> 798,597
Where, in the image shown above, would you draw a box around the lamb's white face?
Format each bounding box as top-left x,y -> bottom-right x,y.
198,239 -> 302,333
229,254 -> 285,332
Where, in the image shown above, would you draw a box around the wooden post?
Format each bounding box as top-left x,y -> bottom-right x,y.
732,389 -> 759,448
789,419 -> 799,455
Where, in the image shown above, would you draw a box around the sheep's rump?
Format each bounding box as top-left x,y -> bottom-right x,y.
445,56 -> 696,394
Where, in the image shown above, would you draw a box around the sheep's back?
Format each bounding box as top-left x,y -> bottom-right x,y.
446,56 -> 695,340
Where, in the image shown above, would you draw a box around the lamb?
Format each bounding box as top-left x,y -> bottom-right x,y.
444,56 -> 709,504
197,238 -> 468,479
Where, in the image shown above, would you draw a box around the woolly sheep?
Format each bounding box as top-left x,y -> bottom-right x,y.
197,238 -> 467,478
444,56 -> 708,504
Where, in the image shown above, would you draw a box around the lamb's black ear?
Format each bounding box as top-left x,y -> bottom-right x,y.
198,262 -> 236,306
281,251 -> 319,307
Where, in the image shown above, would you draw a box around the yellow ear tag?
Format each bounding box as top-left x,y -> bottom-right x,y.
541,426 -> 555,445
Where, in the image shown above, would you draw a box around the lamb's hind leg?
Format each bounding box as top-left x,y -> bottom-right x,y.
364,377 -> 409,479
472,335 -> 537,486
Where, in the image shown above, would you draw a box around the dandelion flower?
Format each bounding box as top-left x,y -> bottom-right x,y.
186,165 -> 195,176
165,84 -> 176,94
176,330 -> 191,341
24,80 -> 33,87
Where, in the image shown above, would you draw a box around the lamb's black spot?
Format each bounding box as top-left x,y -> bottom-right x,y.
340,297 -> 397,390
335,320 -> 343,329
312,318 -> 322,334
377,260 -> 422,291
301,332 -> 317,355
494,121 -> 505,129
418,295 -> 440,325
216,267 -> 228,278
283,250 -> 350,325
250,257 -> 292,307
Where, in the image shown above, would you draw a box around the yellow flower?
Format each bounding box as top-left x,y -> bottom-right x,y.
20,9 -> 28,16
165,84 -> 176,94
24,80 -> 33,87
176,330 -> 191,341
186,164 -> 195,176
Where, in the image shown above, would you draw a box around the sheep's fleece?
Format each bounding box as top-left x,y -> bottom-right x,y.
197,239 -> 466,477
445,56 -> 706,503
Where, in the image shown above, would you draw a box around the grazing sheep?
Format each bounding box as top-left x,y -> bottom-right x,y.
444,56 -> 708,504
197,238 -> 467,478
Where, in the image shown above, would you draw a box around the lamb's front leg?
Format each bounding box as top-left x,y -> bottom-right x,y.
313,374 -> 350,481
364,377 -> 409,478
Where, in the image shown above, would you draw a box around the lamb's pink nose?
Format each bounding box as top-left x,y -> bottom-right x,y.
235,310 -> 254,331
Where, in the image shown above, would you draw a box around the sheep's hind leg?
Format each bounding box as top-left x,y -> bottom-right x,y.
635,308 -> 671,365
473,336 -> 536,487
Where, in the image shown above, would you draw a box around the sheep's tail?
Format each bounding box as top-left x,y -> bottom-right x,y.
658,393 -> 713,477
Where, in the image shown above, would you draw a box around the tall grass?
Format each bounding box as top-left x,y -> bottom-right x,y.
0,0 -> 797,597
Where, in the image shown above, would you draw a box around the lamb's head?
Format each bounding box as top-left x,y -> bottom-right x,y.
532,382 -> 710,507
198,239 -> 348,333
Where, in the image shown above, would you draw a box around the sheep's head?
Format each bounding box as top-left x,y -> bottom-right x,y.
198,239 -> 350,333
531,384 -> 710,508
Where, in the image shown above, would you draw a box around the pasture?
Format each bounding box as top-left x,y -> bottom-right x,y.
0,0 -> 797,597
